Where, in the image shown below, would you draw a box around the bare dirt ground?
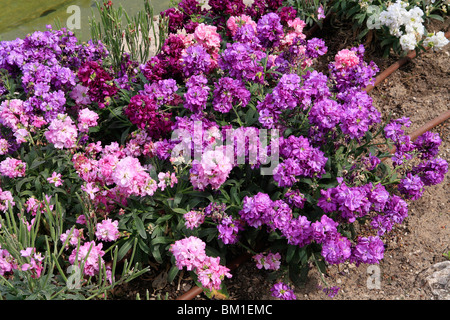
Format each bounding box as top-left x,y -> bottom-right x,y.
115,14 -> 449,301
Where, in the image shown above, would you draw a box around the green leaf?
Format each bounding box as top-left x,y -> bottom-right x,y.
118,239 -> 134,261
134,216 -> 147,239
29,158 -> 46,171
167,265 -> 179,284
286,245 -> 297,263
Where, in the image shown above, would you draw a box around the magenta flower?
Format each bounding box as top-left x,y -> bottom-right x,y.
270,282 -> 296,300
47,172 -> 63,187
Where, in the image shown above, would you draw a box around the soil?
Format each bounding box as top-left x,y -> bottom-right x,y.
113,14 -> 450,301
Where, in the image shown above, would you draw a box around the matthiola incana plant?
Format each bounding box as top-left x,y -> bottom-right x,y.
0,0 -> 447,300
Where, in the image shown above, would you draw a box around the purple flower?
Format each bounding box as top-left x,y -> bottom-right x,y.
412,157 -> 448,186
181,44 -> 211,78
414,131 -> 442,160
351,236 -> 385,266
184,74 -> 210,113
239,192 -> 273,228
398,173 -> 425,200
219,42 -> 266,83
306,38 -> 328,58
217,215 -> 242,244
212,77 -> 250,113
256,12 -> 284,48
270,282 -> 296,300
321,232 -> 352,265
284,189 -> 306,209
280,215 -> 312,247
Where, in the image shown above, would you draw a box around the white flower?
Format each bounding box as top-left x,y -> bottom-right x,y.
423,31 -> 450,51
399,33 -> 417,51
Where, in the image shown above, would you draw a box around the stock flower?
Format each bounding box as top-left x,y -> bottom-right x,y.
219,42 -> 266,83
412,157 -> 448,186
414,131 -> 442,160
334,49 -> 360,69
95,218 -> 120,242
217,215 -> 242,244
0,157 -> 26,178
77,60 -> 118,108
270,282 -> 296,300
184,74 -> 210,113
239,192 -> 273,228
212,77 -> 250,113
184,210 -> 205,230
196,256 -> 232,291
20,247 -> 44,278
60,227 -> 84,249
170,236 -> 207,271
181,44 -> 212,78
44,113 -> 78,149
0,247 -> 17,276
256,12 -> 284,48
253,251 -> 281,270
47,172 -> 63,187
69,241 -> 105,277
351,236 -> 385,266
77,108 -> 99,133
190,147 -> 233,191
321,232 -> 352,265
124,94 -> 173,140
398,173 -> 425,201
70,84 -> 91,105
226,15 -> 257,36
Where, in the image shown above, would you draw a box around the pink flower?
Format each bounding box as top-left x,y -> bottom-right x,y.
95,218 -> 120,242
0,247 -> 18,275
81,182 -> 100,200
317,5 -> 326,20
157,171 -> 178,191
19,247 -> 44,278
253,251 -> 281,270
47,172 -> 63,187
190,147 -> 233,190
70,84 -> 92,105
194,23 -> 222,53
44,113 -> 78,149
69,241 -> 105,277
170,236 -> 232,291
60,227 -> 84,249
170,236 -> 207,271
334,49 -> 360,70
0,157 -> 26,178
0,139 -> 9,155
184,210 -> 205,229
78,108 -> 99,133
226,15 -> 257,36
0,188 -> 14,212
196,256 -> 232,291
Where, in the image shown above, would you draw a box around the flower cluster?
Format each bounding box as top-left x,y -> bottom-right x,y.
253,251 -> 281,270
273,135 -> 328,187
69,241 -> 106,277
170,236 -> 231,290
366,0 -> 449,52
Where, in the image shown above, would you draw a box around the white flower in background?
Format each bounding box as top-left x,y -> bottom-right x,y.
423,31 -> 450,51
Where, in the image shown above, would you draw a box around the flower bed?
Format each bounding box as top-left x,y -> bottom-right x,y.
0,0 -> 448,300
